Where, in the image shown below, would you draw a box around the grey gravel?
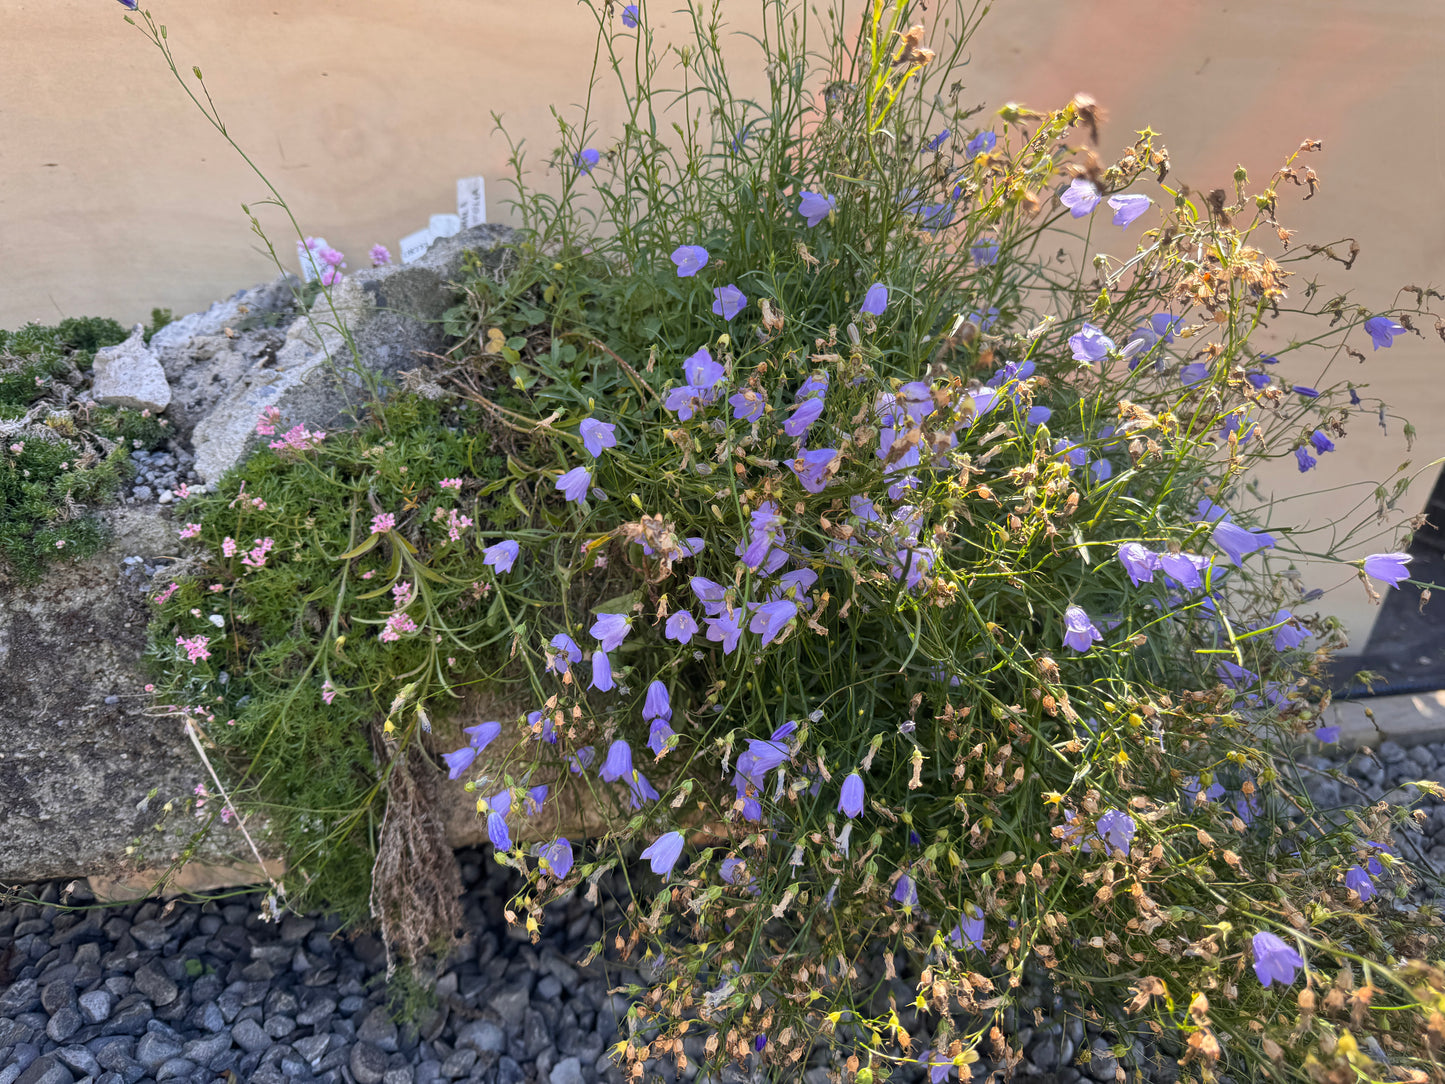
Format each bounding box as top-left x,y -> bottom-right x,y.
0,842 -> 1271,1084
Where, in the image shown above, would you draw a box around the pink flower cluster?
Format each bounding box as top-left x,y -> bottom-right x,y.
379,613 -> 419,643
439,477 -> 464,491
240,537 -> 275,568
371,512 -> 396,535
268,424 -> 326,455
153,581 -> 180,606
432,505 -> 473,542
301,237 -> 347,286
178,522 -> 202,540
177,635 -> 212,664
255,406 -> 282,437
392,581 -> 416,608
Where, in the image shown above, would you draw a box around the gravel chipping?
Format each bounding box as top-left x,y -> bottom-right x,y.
6,732 -> 1443,1084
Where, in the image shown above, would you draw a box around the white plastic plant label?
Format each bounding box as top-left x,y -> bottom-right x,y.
399,227 -> 435,265
457,176 -> 487,229
430,213 -> 462,239
297,237 -> 330,282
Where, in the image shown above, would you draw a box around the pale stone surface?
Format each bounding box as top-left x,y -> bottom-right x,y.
89,324 -> 172,413
190,223 -> 512,483
0,507 -> 234,884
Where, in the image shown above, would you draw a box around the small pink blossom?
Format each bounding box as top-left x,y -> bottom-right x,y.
255,406 -> 281,437
439,477 -> 464,490
392,581 -> 416,608
177,635 -> 212,664
379,613 -> 419,643
219,806 -> 235,823
194,783 -> 208,798
221,537 -> 237,557
241,537 -> 275,568
268,424 -> 325,455
54,539 -> 66,549
321,680 -> 337,705
444,508 -> 473,542
369,244 -> 392,267
371,512 -> 396,535
179,522 -> 202,540
8,443 -> 23,454
144,683 -> 155,692
176,483 -> 191,499
361,570 -> 375,580
320,266 -> 344,287
209,583 -> 224,592
153,582 -> 180,606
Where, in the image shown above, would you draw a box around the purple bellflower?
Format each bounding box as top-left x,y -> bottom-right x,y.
643,680 -> 671,722
712,284 -> 747,320
1117,542 -> 1160,586
556,466 -> 592,503
684,346 -> 724,389
790,447 -> 838,493
590,612 -> 632,651
665,610 -> 699,644
893,874 -> 918,908
797,191 -> 836,226
1212,520 -> 1275,566
1060,177 -> 1102,217
483,539 -> 520,574
579,418 -> 617,458
576,148 -> 600,173
589,650 -> 614,692
783,397 -> 825,438
1107,193 -> 1152,227
1095,809 -> 1136,856
1344,866 -> 1376,901
641,831 -> 685,878
1069,322 -> 1115,363
647,717 -> 676,756
670,245 -> 709,277
1363,552 -> 1412,588
971,239 -> 1000,265
729,388 -> 766,423
749,600 -> 796,645
1310,430 -> 1335,454
965,130 -> 996,157
839,773 -> 864,818
538,837 -> 574,878
705,609 -> 743,653
621,4 -> 640,28
599,739 -> 633,783
548,633 -> 582,674
949,904 -> 986,952
1364,316 -> 1406,350
1159,551 -> 1208,592
443,746 -> 477,780
860,283 -> 889,316
1252,931 -> 1304,988
690,576 -> 728,615
1295,446 -> 1317,473
1062,605 -> 1103,653
465,721 -> 502,752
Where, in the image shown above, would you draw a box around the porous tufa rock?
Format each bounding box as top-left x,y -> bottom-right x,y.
90,323 -> 172,413
189,224 -> 514,484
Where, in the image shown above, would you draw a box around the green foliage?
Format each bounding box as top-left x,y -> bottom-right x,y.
143,307 -> 175,344
147,396 -> 513,922
140,0 -> 1445,1081
0,316 -> 163,582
